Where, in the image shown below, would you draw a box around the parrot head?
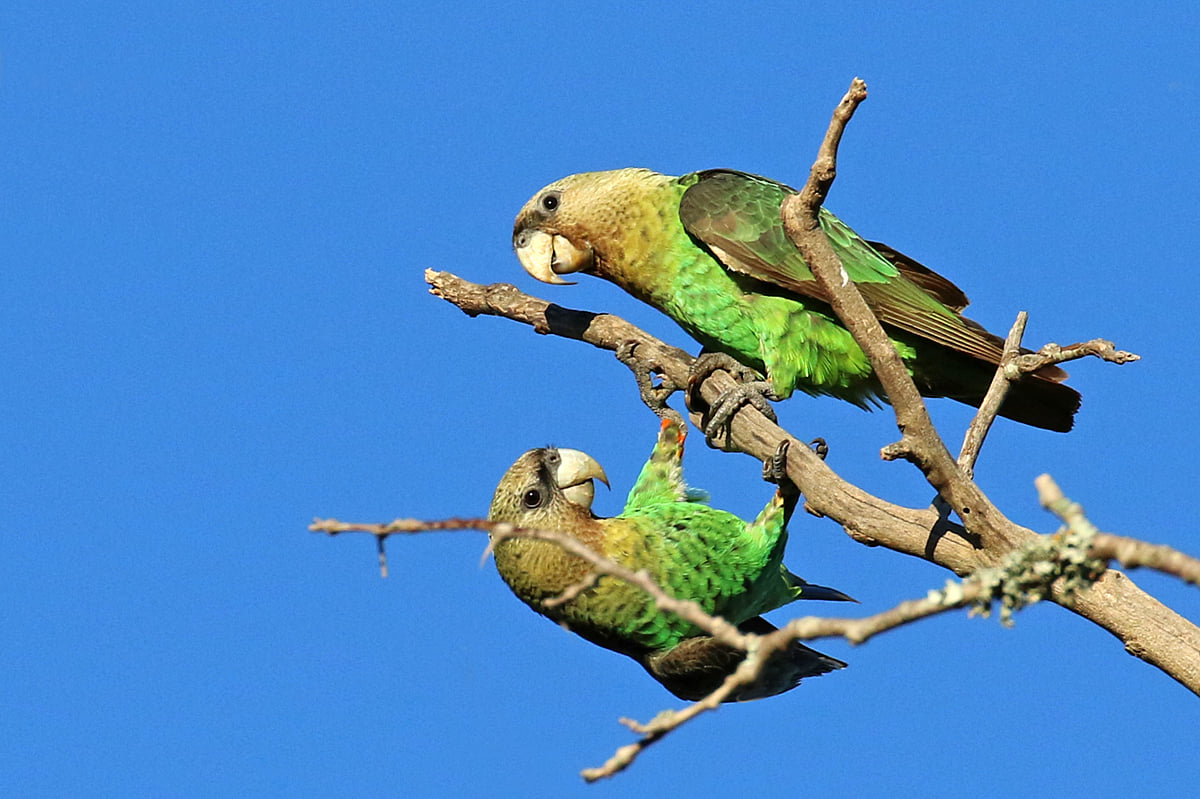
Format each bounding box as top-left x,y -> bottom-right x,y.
512,168 -> 669,285
488,446 -> 610,527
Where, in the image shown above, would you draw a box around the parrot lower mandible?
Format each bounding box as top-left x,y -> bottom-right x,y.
487,420 -> 850,701
512,168 -> 1081,432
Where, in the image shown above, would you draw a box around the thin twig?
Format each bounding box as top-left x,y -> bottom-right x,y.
583,669 -> 743,781
1037,475 -> 1200,586
958,312 -> 1028,477
795,78 -> 870,218
1019,340 -> 1140,372
783,584 -> 987,645
1091,534 -> 1200,587
313,516 -> 818,779
311,516 -> 751,650
541,572 -> 601,608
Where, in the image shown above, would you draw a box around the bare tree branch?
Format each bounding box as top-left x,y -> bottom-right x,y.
312,513 -> 1165,780
955,315 -> 1141,481
782,585 -> 987,645
1092,535 -> 1200,587
770,78 -> 1197,682
958,312 -> 1029,477
583,663 -> 750,781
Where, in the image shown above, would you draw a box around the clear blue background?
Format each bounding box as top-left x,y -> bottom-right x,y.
3,2 -> 1198,796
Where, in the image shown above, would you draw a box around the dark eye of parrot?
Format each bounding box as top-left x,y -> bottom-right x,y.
540,192 -> 560,213
522,488 -> 544,508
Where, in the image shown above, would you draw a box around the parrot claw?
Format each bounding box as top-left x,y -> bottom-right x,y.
761,436 -> 827,476
701,381 -> 779,449
762,439 -> 792,484
761,437 -> 827,501
686,352 -> 779,449
688,352 -> 764,395
616,340 -> 685,426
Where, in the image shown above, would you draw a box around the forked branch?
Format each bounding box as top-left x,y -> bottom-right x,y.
312,511 -> 1194,780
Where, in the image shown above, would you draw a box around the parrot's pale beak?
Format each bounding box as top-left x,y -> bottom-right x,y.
552,448 -> 609,511
515,229 -> 592,285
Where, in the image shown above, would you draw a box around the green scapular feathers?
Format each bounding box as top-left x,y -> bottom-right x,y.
488,420 -> 850,701
513,168 -> 1081,431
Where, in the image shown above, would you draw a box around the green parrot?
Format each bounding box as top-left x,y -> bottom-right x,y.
512,168 -> 1080,431
488,419 -> 850,702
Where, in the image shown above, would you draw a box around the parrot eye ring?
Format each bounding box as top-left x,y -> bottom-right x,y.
540,192 -> 560,213
522,488 -> 544,509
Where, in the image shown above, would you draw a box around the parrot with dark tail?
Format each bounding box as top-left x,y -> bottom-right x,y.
512,168 -> 1081,432
488,420 -> 850,701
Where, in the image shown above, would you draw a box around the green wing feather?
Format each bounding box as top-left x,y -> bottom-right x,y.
608,503 -> 792,629
678,169 -> 1067,379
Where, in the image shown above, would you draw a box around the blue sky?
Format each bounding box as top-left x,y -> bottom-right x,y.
3,2 -> 1198,796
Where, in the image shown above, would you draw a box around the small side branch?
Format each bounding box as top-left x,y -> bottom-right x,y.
582,669 -> 742,782
958,312 -> 1029,477
782,584 -> 988,645
959,317 -> 1141,479
1091,535 -> 1200,587
1020,339 -> 1140,371
425,269 -> 695,366
789,524 -> 1109,643
1037,475 -> 1200,587
795,79 -> 870,217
